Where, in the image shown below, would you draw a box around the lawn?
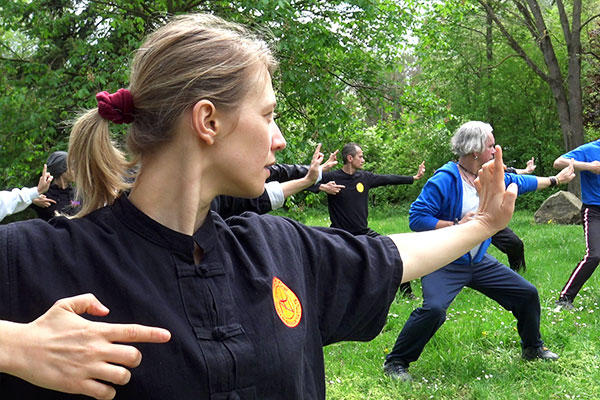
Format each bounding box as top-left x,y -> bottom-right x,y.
285,205 -> 600,400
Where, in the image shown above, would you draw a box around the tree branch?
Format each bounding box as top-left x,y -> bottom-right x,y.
0,57 -> 32,63
87,0 -> 151,20
454,22 -> 486,38
583,50 -> 600,62
477,0 -> 549,82
482,53 -> 522,70
324,68 -> 397,102
554,0 -> 572,45
511,0 -> 538,39
580,13 -> 600,32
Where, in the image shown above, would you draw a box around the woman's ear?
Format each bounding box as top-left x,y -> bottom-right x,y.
191,100 -> 219,145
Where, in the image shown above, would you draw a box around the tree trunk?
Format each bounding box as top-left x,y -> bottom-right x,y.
481,0 -> 585,197
486,9 -> 494,124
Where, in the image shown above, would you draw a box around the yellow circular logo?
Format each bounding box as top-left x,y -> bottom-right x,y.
272,277 -> 302,328
356,182 -> 364,193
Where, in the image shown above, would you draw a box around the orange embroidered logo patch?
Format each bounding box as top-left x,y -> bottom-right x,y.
356,182 -> 364,193
272,276 -> 302,328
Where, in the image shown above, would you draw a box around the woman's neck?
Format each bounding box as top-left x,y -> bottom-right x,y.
128,141 -> 215,235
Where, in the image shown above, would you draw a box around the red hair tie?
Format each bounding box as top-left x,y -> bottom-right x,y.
96,88 -> 135,124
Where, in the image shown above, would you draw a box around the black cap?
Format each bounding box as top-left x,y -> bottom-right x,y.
47,151 -> 68,178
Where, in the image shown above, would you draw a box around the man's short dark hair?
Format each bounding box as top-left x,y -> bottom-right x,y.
342,143 -> 359,164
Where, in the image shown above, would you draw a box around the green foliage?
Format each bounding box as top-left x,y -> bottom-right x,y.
0,0 -> 416,194
406,0 -> 566,172
0,0 -> 594,209
584,20 -> 600,129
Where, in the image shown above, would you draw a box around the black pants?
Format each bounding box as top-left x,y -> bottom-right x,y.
491,227 -> 526,271
560,205 -> 600,300
365,228 -> 412,296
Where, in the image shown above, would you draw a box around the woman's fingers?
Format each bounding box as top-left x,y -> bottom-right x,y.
474,145 -> 516,232
78,378 -> 118,400
90,361 -> 133,386
54,293 -> 110,317
54,293 -> 171,344
101,322 -> 171,344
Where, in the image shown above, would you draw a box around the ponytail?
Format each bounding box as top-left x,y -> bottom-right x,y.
68,109 -> 132,217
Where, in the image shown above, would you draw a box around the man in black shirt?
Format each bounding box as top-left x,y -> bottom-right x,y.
316,142 -> 425,298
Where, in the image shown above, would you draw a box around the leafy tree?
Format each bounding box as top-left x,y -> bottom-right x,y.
476,0 -> 600,196
583,20 -> 600,132
0,0 -> 424,204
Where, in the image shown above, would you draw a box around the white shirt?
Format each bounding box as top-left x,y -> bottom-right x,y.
0,187 -> 39,222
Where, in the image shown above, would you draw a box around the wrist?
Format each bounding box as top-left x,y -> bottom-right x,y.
0,320 -> 26,375
305,174 -> 318,186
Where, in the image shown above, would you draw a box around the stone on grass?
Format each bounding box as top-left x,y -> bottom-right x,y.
534,190 -> 582,225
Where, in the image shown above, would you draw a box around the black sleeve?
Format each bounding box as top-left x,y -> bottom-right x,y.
0,225 -> 9,318
232,214 -> 403,345
266,164 -> 308,183
211,192 -> 273,219
305,170 -> 334,193
368,171 -> 414,188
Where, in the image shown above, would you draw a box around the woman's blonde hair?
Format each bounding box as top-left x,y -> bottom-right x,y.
69,13 -> 278,217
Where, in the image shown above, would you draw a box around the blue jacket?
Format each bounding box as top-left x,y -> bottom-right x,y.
409,161 -> 538,264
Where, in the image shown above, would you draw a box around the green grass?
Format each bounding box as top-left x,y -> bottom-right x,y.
285,205 -> 600,400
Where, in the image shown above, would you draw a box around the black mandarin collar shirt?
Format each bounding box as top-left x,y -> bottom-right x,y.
1,194 -> 402,399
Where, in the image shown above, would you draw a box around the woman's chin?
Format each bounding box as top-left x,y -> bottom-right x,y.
232,183 -> 265,199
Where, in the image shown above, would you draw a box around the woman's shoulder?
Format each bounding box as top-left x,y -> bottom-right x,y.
4,205 -> 114,240
425,162 -> 458,186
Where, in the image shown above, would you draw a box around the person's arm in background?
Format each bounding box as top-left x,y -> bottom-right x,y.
369,160 -> 426,188
31,195 -> 57,209
0,164 -> 53,222
534,159 -> 575,190
319,181 -> 345,195
507,157 -> 536,175
214,144 -> 328,217
267,148 -> 338,184
276,144 -> 325,199
413,161 -> 426,180
554,155 -> 600,174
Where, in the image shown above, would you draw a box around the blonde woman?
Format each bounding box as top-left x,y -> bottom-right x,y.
0,15 -> 517,399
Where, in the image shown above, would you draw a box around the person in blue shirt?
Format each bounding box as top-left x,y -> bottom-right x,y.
554,140 -> 600,311
383,121 -> 575,381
